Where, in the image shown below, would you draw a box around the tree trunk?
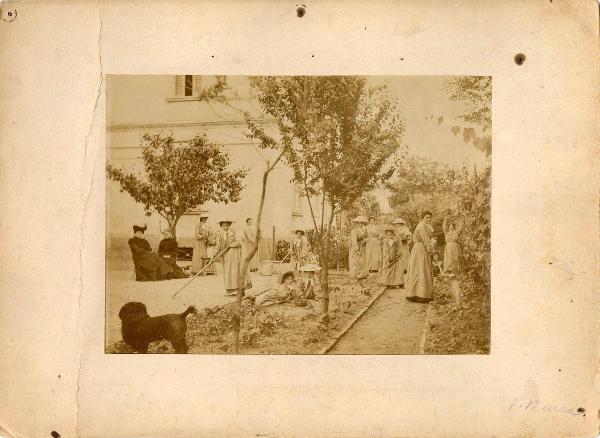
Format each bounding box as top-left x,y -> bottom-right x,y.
233,152 -> 285,353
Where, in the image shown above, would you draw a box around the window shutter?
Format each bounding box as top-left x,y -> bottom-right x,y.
174,76 -> 184,96
193,76 -> 203,96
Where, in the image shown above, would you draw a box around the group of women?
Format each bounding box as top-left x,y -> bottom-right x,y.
190,216 -> 260,296
349,212 -> 462,303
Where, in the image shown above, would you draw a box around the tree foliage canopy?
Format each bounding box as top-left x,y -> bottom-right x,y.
106,133 -> 247,236
246,76 -> 406,211
443,76 -> 492,132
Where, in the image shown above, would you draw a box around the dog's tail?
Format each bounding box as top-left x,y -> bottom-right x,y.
181,306 -> 197,318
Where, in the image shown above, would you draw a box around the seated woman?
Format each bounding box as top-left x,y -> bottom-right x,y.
128,225 -> 173,281
254,270 -> 298,308
158,230 -> 188,279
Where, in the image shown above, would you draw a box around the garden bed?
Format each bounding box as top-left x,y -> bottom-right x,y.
424,275 -> 490,354
106,272 -> 379,354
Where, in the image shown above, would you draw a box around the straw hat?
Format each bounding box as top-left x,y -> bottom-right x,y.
384,226 -> 396,233
277,270 -> 295,284
292,228 -> 305,235
391,218 -> 406,225
300,264 -> 322,272
218,219 -> 234,226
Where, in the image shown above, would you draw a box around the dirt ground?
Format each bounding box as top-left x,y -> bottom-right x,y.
424,275 -> 491,354
327,288 -> 429,354
105,260 -> 282,347
106,261 -> 381,354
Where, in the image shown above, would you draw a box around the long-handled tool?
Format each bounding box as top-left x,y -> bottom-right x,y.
356,256 -> 402,287
171,247 -> 230,298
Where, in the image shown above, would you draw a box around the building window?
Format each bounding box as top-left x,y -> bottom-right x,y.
174,75 -> 203,97
184,75 -> 193,96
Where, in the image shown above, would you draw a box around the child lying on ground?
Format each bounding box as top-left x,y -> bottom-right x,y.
254,266 -> 322,308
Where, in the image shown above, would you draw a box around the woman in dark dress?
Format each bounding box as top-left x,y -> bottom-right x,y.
158,230 -> 188,279
128,225 -> 173,281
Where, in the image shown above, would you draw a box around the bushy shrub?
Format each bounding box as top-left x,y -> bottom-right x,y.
306,226 -> 349,269
275,239 -> 291,261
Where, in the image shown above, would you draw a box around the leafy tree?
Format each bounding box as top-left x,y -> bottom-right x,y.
245,76 -> 406,318
455,166 -> 491,287
443,76 -> 491,132
345,192 -> 381,222
106,133 -> 247,239
387,155 -> 469,212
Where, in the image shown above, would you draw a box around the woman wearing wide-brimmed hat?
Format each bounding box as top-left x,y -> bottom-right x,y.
365,216 -> 382,272
291,228 -> 309,272
215,219 -> 252,295
349,216 -> 368,279
192,214 -> 215,275
391,217 -> 412,287
405,210 -> 435,303
254,270 -> 296,307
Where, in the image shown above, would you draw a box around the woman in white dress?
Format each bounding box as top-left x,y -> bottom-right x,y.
405,210 -> 435,303
216,220 -> 251,296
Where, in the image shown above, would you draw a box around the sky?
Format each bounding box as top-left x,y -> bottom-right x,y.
371,76 -> 489,168
367,76 -> 491,212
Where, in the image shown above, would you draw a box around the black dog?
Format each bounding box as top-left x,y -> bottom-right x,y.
118,302 -> 197,353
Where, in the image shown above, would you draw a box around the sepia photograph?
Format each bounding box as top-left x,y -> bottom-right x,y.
105,75 -> 491,355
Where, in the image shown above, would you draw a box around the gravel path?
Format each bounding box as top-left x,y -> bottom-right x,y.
327,287 -> 429,354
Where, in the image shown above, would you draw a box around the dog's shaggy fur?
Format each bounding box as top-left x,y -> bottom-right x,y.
118,302 -> 197,353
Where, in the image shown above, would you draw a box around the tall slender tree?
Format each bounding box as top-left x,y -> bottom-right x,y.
245,76 -> 406,319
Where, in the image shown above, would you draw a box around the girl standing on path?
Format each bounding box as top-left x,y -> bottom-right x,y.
379,227 -> 399,288
391,217 -> 412,288
365,216 -> 382,272
405,210 -> 435,303
443,216 -> 463,273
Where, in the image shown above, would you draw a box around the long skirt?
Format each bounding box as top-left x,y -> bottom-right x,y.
444,242 -> 462,273
242,242 -> 259,271
405,242 -> 433,301
161,255 -> 188,279
222,246 -> 252,292
192,240 -> 215,275
392,242 -> 409,286
354,248 -> 368,279
133,253 -> 173,281
364,238 -> 382,271
379,257 -> 397,286
391,261 -> 405,286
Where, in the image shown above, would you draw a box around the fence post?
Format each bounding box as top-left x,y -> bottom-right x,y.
272,226 -> 276,260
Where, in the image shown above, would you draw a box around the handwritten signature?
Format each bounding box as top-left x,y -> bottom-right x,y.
508,399 -> 586,416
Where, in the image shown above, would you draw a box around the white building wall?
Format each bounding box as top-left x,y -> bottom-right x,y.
106,75 -> 324,250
